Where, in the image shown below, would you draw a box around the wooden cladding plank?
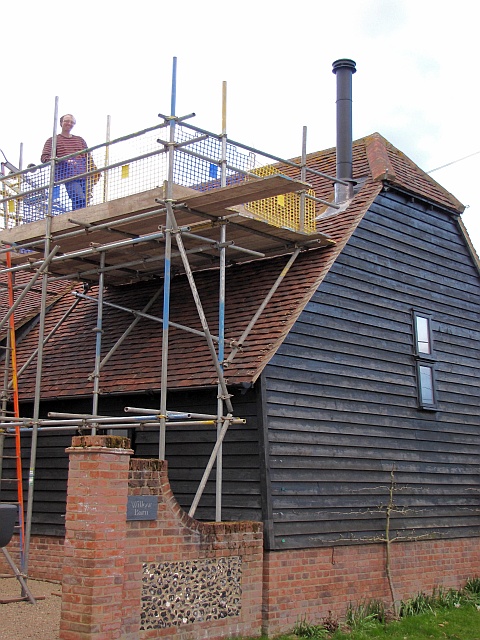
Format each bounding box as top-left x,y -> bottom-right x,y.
266,413 -> 480,443
267,424 -> 479,456
269,473 -> 480,488
274,526 -> 480,549
278,511 -> 480,531
268,441 -> 480,465
271,494 -> 480,511
269,455 -> 478,475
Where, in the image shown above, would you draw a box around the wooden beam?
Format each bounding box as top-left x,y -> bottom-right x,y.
179,175 -> 311,214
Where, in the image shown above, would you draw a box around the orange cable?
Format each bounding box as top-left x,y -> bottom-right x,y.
5,250 -> 25,556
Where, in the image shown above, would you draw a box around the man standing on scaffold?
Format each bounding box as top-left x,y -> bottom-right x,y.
41,114 -> 98,211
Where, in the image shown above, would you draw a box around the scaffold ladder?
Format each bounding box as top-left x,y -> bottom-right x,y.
0,250 -> 25,573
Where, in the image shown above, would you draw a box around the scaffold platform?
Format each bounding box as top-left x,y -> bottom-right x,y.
1,176 -> 333,285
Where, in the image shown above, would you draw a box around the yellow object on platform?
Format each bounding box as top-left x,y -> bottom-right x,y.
244,165 -> 316,233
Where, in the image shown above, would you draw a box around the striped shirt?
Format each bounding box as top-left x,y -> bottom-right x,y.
41,134 -> 88,163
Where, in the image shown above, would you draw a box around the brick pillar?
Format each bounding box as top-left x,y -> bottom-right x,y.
60,435 -> 133,640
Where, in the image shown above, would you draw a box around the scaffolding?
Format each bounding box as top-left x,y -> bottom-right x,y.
0,58 -> 344,578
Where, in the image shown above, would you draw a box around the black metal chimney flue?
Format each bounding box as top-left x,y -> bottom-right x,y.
332,58 -> 356,203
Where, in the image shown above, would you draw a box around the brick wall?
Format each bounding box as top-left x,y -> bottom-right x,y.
123,458 -> 263,640
262,538 -> 480,636
59,436 -> 263,640
0,534 -> 64,582
60,435 -> 133,639
4,530 -> 478,637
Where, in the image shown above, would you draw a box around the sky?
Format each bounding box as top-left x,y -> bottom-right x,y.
2,0 -> 479,255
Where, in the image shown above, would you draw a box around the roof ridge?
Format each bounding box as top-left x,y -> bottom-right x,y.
361,132 -> 464,213
364,132 -> 397,182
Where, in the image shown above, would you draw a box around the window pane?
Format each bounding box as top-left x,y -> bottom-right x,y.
416,316 -> 431,354
419,365 -> 434,405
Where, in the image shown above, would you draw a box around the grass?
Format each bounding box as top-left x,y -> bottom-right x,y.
330,607 -> 480,639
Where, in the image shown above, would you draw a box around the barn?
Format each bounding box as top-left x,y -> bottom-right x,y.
1,59 -> 479,636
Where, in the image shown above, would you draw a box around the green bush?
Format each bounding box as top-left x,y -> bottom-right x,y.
345,598 -> 386,629
293,616 -> 329,638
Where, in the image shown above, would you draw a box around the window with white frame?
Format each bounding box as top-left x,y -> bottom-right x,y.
414,313 -> 433,356
413,311 -> 437,410
418,363 -> 435,406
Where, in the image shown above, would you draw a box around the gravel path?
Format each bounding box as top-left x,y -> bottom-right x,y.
0,577 -> 61,640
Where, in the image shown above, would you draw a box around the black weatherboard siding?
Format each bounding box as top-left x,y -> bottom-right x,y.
263,188 -> 480,550
135,387 -> 264,523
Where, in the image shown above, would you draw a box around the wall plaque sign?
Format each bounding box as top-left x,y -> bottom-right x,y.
127,496 -> 158,521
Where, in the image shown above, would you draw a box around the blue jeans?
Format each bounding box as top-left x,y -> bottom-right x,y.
65,179 -> 86,210
56,159 -> 87,211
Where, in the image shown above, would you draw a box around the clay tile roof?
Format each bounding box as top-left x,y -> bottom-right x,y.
0,270 -> 76,342
365,132 -> 464,213
4,134 -> 467,400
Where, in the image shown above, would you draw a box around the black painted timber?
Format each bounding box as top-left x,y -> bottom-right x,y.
262,189 -> 480,550
134,387 -> 263,523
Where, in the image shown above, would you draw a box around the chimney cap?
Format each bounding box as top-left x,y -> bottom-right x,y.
332,59 -> 357,74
